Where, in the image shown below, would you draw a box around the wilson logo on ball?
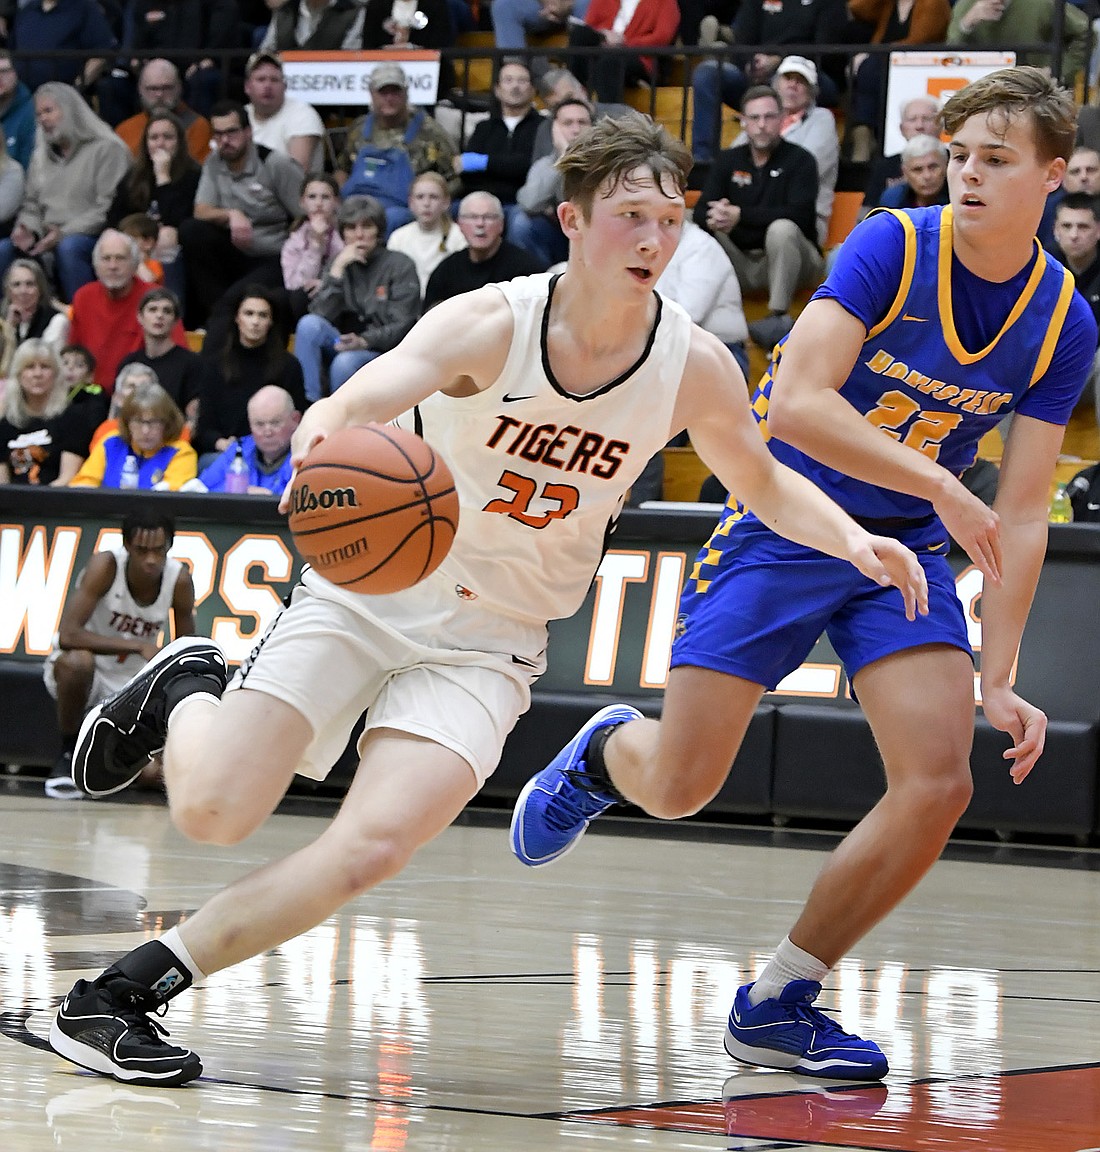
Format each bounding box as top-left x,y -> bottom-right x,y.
291,483 -> 360,514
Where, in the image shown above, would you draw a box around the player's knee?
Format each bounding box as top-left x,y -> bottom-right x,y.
333,833 -> 412,898
893,759 -> 973,825
169,794 -> 262,846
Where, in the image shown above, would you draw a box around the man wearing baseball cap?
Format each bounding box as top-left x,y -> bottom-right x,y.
335,64 -> 459,235
244,51 -> 325,172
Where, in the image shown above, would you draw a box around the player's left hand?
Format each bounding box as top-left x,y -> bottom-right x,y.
857,535 -> 929,621
979,685 -> 1047,783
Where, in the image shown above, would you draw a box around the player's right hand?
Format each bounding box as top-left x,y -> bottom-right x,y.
856,535 -> 929,621
932,482 -> 1002,585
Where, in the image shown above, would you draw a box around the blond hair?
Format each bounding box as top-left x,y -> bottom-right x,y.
556,115 -> 691,219
5,339 -> 65,426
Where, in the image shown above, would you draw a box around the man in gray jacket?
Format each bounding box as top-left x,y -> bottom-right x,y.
0,83 -> 131,301
293,195 -> 421,402
510,98 -> 593,269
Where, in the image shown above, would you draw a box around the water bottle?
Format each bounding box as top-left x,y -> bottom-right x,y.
1049,483 -> 1073,524
224,445 -> 249,494
119,454 -> 140,490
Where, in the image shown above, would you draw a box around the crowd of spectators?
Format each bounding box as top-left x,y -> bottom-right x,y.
1,5 -> 1099,505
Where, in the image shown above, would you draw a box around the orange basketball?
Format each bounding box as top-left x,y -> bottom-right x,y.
288,424 -> 459,594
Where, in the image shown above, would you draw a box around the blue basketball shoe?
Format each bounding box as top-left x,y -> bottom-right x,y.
510,704 -> 642,866
724,981 -> 889,1081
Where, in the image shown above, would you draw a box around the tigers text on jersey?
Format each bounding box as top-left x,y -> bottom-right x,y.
60,545 -> 182,684
395,272 -> 693,622
751,204 -> 1091,521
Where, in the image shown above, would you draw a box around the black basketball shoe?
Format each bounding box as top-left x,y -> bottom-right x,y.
72,637 -> 229,798
49,975 -> 202,1087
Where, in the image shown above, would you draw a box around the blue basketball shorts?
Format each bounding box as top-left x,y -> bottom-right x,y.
671,513 -> 972,690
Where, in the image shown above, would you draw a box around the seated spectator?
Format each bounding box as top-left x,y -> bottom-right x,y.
198,384 -> 300,494
8,0 -> 116,95
335,64 -> 460,237
689,0 -> 845,168
0,131 -> 24,240
947,0 -> 1090,88
1049,192 -> 1100,427
455,61 -> 543,220
87,361 -> 158,450
107,110 -> 202,302
0,52 -> 36,171
282,172 -> 345,318
512,98 -> 594,268
294,195 -> 421,402
492,0 -> 592,58
2,258 -> 69,351
59,343 -> 108,425
245,52 -> 326,174
180,100 -> 302,330
0,84 -> 133,303
114,0 -> 240,121
118,213 -> 164,284
844,0 -> 951,165
695,85 -> 823,352
862,95 -> 940,214
0,338 -> 90,485
70,380 -> 197,489
566,0 -> 680,103
724,56 -> 838,245
68,230 -> 187,391
260,0 -> 366,52
388,171 -> 468,297
194,285 -> 307,459
655,218 -> 749,376
877,134 -> 948,209
117,287 -> 207,432
113,60 -> 213,166
424,192 -> 543,308
1038,145 -> 1100,249
530,67 -> 632,162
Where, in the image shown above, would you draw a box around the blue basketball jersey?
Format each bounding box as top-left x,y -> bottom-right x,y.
749,204 -> 1091,521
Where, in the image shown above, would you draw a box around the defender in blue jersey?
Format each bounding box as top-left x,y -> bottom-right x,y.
511,68 -> 1095,1080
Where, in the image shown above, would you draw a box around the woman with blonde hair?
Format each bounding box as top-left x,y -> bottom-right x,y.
0,338 -> 89,484
386,171 -> 467,297
71,380 -> 196,490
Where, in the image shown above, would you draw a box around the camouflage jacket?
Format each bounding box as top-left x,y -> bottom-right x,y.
338,111 -> 460,197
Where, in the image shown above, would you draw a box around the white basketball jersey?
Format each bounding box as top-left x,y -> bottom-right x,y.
80,545 -> 182,682
394,273 -> 693,622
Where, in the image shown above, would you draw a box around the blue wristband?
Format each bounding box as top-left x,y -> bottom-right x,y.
459,152 -> 489,173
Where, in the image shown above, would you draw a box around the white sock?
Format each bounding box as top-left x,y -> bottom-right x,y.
748,936 -> 830,1005
161,925 -> 208,983
165,691 -> 221,735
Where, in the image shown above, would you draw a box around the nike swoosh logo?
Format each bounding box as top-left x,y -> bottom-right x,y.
502,393 -> 536,403
928,541 -> 948,551
901,314 -> 928,322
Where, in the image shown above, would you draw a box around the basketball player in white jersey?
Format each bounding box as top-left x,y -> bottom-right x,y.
49,116 -> 929,1086
42,510 -> 196,800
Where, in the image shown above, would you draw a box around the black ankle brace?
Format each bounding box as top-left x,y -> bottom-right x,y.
106,940 -> 193,1005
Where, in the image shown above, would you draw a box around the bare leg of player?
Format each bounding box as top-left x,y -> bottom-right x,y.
169,727 -> 479,975
605,666 -> 766,817
784,644 -> 975,966
161,689 -> 313,845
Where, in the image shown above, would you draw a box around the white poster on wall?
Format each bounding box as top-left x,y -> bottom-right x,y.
883,51 -> 1016,157
280,50 -> 441,108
